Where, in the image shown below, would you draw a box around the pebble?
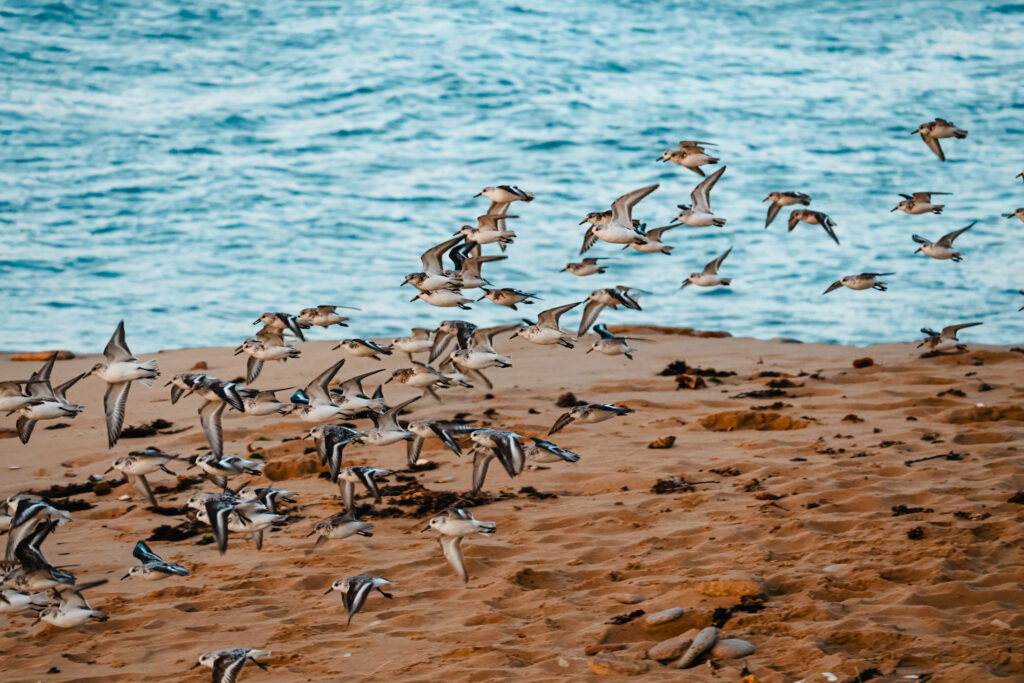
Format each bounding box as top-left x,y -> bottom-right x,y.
588,654 -> 649,676
647,435 -> 676,449
609,593 -> 644,604
710,638 -> 755,660
118,495 -> 132,501
584,644 -> 626,656
696,575 -> 764,598
647,635 -> 693,661
675,626 -> 719,669
644,607 -> 684,627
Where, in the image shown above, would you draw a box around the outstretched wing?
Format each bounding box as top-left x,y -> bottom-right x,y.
690,166 -> 725,214
104,320 -> 136,363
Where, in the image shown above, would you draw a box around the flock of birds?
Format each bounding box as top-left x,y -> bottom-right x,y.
1,120 -> 1023,681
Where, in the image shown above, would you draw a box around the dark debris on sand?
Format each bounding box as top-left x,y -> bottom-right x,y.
730,388 -> 792,399
605,609 -> 645,625
27,478 -> 126,500
555,392 -> 584,408
711,595 -> 766,628
147,523 -> 200,543
152,476 -> 205,494
119,419 -> 174,438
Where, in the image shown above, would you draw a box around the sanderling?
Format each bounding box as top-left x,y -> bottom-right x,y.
823,272 -> 893,294
330,368 -> 387,415
912,118 -> 967,161
918,322 -> 982,353
39,579 -> 108,628
307,511 -> 375,553
524,437 -> 581,464
254,312 -> 311,342
236,486 -> 297,515
88,321 -> 161,447
788,209 -> 839,245
358,396 -> 420,447
561,257 -> 610,276
477,287 -> 540,310
189,454 -> 264,490
628,223 -> 680,254
549,403 -> 634,435
387,362 -> 448,402
580,184 -> 657,254
406,419 -> 475,467
577,287 -> 644,337
512,300 -> 582,349
193,648 -> 271,682
681,247 -> 733,289
234,338 -> 300,384
106,447 -> 179,508
325,574 -> 394,626
299,304 -> 355,328
411,288 -> 474,310
446,244 -> 506,289
424,508 -> 496,583
457,214 -> 518,251
1003,207 -> 1024,222
586,323 -> 650,359
475,185 -> 534,215
0,587 -> 48,614
763,191 -> 811,227
674,166 -> 726,227
337,466 -> 393,511
293,360 -> 347,423
657,140 -> 719,177
197,497 -> 284,553
239,387 -> 294,416
450,324 -> 521,382
121,540 -> 190,581
912,221 -> 974,262
403,235 -> 465,292
332,338 -> 394,361
6,519 -> 76,592
578,210 -> 640,229
0,379 -> 37,414
891,191 -> 950,215
392,327 -> 436,359
4,498 -> 70,565
189,376 -> 245,458
468,428 -> 526,492
14,353 -> 86,445
309,424 -> 365,482
429,320 -> 477,363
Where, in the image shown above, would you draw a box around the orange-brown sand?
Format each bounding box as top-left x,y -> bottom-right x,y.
2,330 -> 1023,682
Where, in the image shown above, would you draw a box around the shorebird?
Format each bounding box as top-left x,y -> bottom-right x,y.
524,437 -> 581,464
429,320 -> 477,363
86,321 -> 160,448
392,328 -> 435,359
189,375 -> 245,458
357,396 -> 420,446
657,140 -> 719,177
309,424 -> 365,482
196,497 -> 284,553
387,362 -> 448,401
918,322 -> 982,353
549,403 -> 634,435
1003,207 -> 1024,223
254,312 -> 310,342
236,486 -> 297,515
411,288 -> 474,309
788,209 -> 839,244
333,338 -> 393,361
121,541 -> 190,581
586,323 -> 650,359
512,300 -> 582,349
336,466 -> 393,511
457,214 -> 517,250
13,354 -> 86,444
468,429 -> 526,493
891,192 -> 950,215
424,508 -> 496,583
193,648 -> 271,682
106,447 -> 179,507
4,498 -> 70,564
403,235 -> 465,292
330,368 -> 386,415
299,305 -> 354,328
681,247 -> 733,289
912,222 -> 974,262
234,338 -> 299,384
39,580 -> 108,628
561,257 -> 610,276
477,287 -> 540,310
190,454 -> 264,490
293,360 -> 347,423
325,574 -> 394,626
0,379 -> 36,414
674,166 -> 727,227
445,243 -> 506,289
406,419 -> 474,467
577,287 -> 644,337
912,118 -> 967,161
238,387 -> 294,416
450,324 -> 520,383
580,184 -> 657,254
308,512 -> 374,553
628,224 -> 680,254
823,273 -> 892,294
475,185 -> 534,215
763,192 -> 810,227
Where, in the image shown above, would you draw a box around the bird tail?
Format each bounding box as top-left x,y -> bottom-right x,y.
954,129 -> 967,138
707,157 -> 720,164
712,218 -> 726,227
932,205 -> 944,214
720,278 -> 732,286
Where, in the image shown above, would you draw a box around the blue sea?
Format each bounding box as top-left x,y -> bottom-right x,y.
2,1 -> 1023,352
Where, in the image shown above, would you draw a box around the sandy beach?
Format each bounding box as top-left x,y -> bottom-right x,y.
1,328 -> 1022,681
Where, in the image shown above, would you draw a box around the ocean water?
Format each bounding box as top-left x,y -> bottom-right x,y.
2,0 -> 1023,353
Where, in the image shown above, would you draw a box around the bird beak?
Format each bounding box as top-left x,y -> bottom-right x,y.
585,347 -> 593,353
252,319 -> 261,325
409,295 -> 420,302
120,573 -> 130,580
762,196 -> 771,202
510,330 -> 518,339
384,377 -> 393,384
190,662 -> 201,670
419,524 -> 430,532
323,587 -> 334,594
331,344 -> 342,350
164,380 -> 172,387
890,206 -> 898,212
679,281 -> 690,289
473,192 -> 482,197
476,294 -> 486,301
233,347 -> 243,355
301,433 -> 311,440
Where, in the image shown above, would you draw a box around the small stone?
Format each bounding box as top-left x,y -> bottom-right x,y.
92,481 -> 112,495
852,357 -> 874,369
644,607 -> 684,627
675,374 -> 707,390
609,593 -> 644,604
696,575 -> 764,598
118,495 -> 132,501
675,626 -> 719,669
190,360 -> 208,370
841,414 -> 864,423
647,436 -> 675,449
710,638 -> 755,660
588,654 -> 649,676
584,644 -> 626,656
647,635 -> 693,661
